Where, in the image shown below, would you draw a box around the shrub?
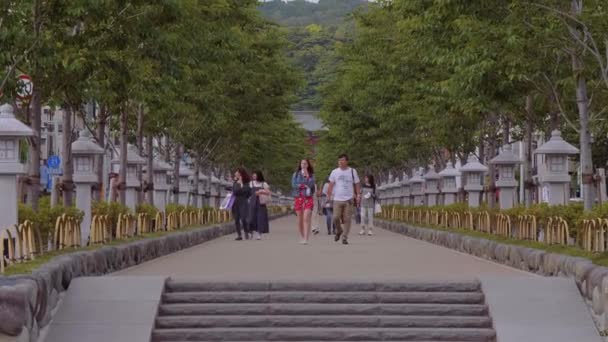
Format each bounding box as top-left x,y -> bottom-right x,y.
165,203 -> 185,214
92,201 -> 131,224
18,196 -> 84,239
136,203 -> 158,217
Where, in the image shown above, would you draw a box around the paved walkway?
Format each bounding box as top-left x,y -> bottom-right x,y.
115,216 -> 532,280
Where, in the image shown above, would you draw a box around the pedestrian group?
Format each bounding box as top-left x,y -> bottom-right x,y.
228,153 -> 378,245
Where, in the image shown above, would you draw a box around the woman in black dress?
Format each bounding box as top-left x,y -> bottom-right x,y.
249,170 -> 271,240
232,168 -> 251,240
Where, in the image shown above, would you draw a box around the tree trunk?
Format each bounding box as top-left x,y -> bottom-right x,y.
95,105 -> 107,201
62,107 -> 74,206
502,115 -> 510,146
146,135 -> 154,205
192,158 -> 200,208
571,0 -> 594,211
164,136 -> 172,163
173,144 -> 181,204
524,94 -> 534,207
136,104 -> 144,205
27,88 -> 42,210
119,108 -> 128,205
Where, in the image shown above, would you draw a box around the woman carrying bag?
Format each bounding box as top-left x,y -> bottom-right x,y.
232,168 -> 251,240
249,170 -> 271,240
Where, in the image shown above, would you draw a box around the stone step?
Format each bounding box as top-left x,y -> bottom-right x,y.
151,327 -> 496,341
155,315 -> 493,329
158,303 -> 489,316
162,291 -> 485,304
165,280 -> 481,293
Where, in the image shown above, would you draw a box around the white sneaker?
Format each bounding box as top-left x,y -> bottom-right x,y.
367,230 -> 373,236
255,232 -> 261,240
359,229 -> 365,235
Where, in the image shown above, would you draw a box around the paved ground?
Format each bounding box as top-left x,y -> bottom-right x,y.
42,277 -> 166,342
115,216 -> 532,280
43,217 -> 600,342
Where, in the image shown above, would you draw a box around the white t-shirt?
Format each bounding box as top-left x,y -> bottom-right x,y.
329,167 -> 360,201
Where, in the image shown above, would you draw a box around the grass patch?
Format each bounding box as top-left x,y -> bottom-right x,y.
3,223 -> 221,276
385,219 -> 608,267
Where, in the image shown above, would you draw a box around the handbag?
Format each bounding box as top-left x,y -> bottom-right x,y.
220,193 -> 235,210
374,202 -> 382,214
258,182 -> 271,205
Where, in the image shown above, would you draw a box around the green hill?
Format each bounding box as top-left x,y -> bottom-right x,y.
258,0 -> 369,110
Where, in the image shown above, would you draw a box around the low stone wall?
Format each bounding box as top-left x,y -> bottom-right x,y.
0,213 -> 287,342
377,219 -> 608,332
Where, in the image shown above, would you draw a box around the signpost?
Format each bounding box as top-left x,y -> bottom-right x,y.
46,156 -> 62,191
16,74 -> 33,102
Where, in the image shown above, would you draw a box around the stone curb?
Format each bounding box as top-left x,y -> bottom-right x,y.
0,213 -> 288,341
376,219 -> 608,331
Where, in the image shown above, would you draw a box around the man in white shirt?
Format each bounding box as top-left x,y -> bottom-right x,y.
326,153 -> 361,245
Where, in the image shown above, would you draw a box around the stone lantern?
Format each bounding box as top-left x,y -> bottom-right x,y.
439,161 -> 460,205
177,162 -> 194,206
151,159 -> 172,212
490,145 -> 522,209
459,155 -> 488,208
111,144 -> 145,211
400,173 -> 410,206
534,130 -> 579,205
409,168 -> 425,206
423,166 -> 440,206
0,104 -> 33,234
72,129 -> 104,245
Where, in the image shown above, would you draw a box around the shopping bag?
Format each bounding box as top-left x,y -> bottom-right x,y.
220,193 -> 235,210
374,203 -> 382,214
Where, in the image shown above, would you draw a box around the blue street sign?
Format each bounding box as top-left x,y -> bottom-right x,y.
48,155 -> 61,169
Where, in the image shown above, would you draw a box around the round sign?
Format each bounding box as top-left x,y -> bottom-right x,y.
47,155 -> 61,169
16,74 -> 33,101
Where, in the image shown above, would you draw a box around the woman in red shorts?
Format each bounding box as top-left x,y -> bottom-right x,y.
291,159 -> 316,244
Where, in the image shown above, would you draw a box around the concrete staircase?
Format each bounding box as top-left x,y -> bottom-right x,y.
152,280 -> 496,341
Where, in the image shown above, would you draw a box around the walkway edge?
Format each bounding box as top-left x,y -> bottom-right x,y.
377,219 -> 608,336
0,213 -> 289,342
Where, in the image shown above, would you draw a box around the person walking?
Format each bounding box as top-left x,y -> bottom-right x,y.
316,177 -> 336,235
326,153 -> 361,245
232,168 -> 251,240
359,175 -> 376,236
249,170 -> 271,240
292,159 -> 316,244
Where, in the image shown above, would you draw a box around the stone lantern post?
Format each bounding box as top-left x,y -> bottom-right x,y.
151,159 -> 172,212
400,173 -> 410,206
111,144 -> 145,212
177,162 -> 193,206
386,179 -> 396,205
534,130 -> 579,205
459,155 -> 488,208
423,166 -> 440,206
376,183 -> 384,206
0,104 -> 34,234
409,169 -> 425,206
71,129 -> 104,245
490,145 -> 522,209
197,172 -> 209,208
439,161 -> 460,205
210,175 -> 220,208
221,178 -> 231,200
